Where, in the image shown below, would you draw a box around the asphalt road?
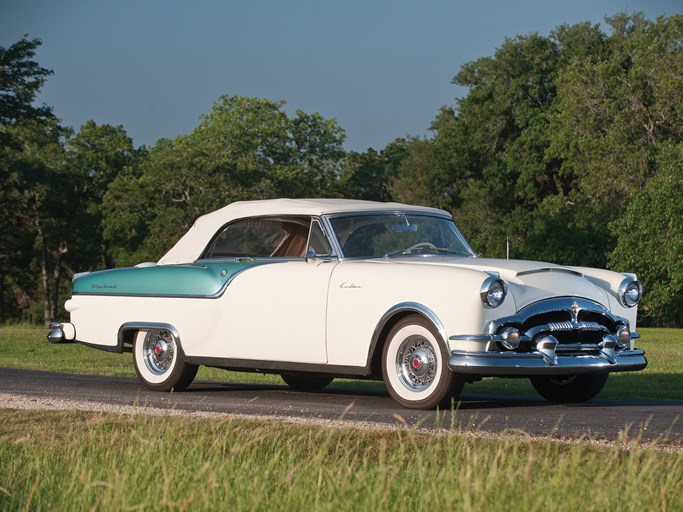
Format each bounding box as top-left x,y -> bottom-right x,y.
1,367 -> 681,443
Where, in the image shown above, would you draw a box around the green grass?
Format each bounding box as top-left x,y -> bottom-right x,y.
1,327 -> 682,510
1,324 -> 681,400
1,408 -> 681,512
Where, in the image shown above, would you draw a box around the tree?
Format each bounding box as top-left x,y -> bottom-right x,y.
1,119 -> 72,324
287,110 -> 346,196
102,96 -> 346,266
0,36 -> 53,144
393,32 -> 562,256
0,36 -> 55,323
340,139 -> 408,201
609,143 -> 683,326
66,121 -> 140,270
391,13 -> 683,279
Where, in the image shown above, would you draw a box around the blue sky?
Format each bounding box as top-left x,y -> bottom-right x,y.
2,1 -> 680,152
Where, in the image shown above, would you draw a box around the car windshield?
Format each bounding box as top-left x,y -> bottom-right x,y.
328,213 -> 474,259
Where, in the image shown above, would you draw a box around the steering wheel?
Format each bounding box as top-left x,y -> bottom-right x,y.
405,242 -> 437,252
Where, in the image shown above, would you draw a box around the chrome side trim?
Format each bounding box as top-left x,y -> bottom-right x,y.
117,322 -> 181,353
450,334 -> 496,343
305,217 -> 338,259
185,356 -> 370,377
370,302 -> 449,356
320,215 -> 345,258
516,267 -> 583,278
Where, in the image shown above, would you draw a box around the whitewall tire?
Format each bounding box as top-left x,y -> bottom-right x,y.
133,329 -> 198,391
382,315 -> 464,409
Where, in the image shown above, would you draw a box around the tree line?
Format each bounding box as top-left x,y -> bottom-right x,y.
1,12 -> 681,326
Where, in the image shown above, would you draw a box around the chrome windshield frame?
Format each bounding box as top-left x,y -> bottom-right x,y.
321,210 -> 475,261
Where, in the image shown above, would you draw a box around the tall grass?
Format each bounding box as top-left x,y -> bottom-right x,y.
0,409 -> 681,511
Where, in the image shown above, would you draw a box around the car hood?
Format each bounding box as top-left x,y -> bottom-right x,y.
387,256 -> 611,310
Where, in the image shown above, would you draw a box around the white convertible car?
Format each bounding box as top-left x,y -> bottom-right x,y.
49,199 -> 647,409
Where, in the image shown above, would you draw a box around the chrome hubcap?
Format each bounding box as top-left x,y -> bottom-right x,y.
396,335 -> 437,391
142,330 -> 175,375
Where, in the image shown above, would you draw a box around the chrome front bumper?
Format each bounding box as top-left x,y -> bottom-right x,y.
448,344 -> 647,376
448,297 -> 648,376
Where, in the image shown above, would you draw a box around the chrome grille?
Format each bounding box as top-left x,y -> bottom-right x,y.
488,297 -> 628,352
547,321 -> 608,333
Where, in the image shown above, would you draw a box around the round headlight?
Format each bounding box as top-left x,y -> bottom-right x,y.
618,275 -> 642,308
481,276 -> 507,308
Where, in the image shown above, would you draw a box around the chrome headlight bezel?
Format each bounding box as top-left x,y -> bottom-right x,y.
480,275 -> 507,308
618,274 -> 643,308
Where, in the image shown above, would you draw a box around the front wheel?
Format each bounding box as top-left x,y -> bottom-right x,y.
133,329 -> 198,391
530,373 -> 608,402
382,315 -> 464,409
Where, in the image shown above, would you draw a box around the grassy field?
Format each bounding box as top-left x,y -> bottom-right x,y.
0,324 -> 681,400
1,408 -> 681,511
1,324 -> 682,510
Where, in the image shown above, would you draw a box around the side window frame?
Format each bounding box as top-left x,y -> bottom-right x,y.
305,218 -> 336,259
201,216 -> 311,260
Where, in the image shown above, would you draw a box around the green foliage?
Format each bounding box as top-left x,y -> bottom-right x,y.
0,119 -> 72,323
102,96 -> 346,266
393,32 -> 563,256
340,139 -> 408,201
391,13 -> 683,329
1,36 -> 56,323
0,36 -> 53,129
66,121 -> 142,270
609,144 -> 683,326
2,15 -> 683,326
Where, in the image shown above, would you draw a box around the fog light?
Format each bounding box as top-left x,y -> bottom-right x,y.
500,327 -> 521,350
617,326 -> 631,347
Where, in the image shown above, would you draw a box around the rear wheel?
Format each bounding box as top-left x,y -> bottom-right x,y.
133,329 -> 198,391
280,373 -> 333,391
382,315 -> 464,410
530,373 -> 608,402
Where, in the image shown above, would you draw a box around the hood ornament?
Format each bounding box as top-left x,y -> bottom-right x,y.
570,300 -> 581,323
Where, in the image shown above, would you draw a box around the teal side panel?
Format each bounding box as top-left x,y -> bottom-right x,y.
72,261 -> 268,297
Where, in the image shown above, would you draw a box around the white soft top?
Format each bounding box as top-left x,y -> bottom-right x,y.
157,198 -> 449,265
